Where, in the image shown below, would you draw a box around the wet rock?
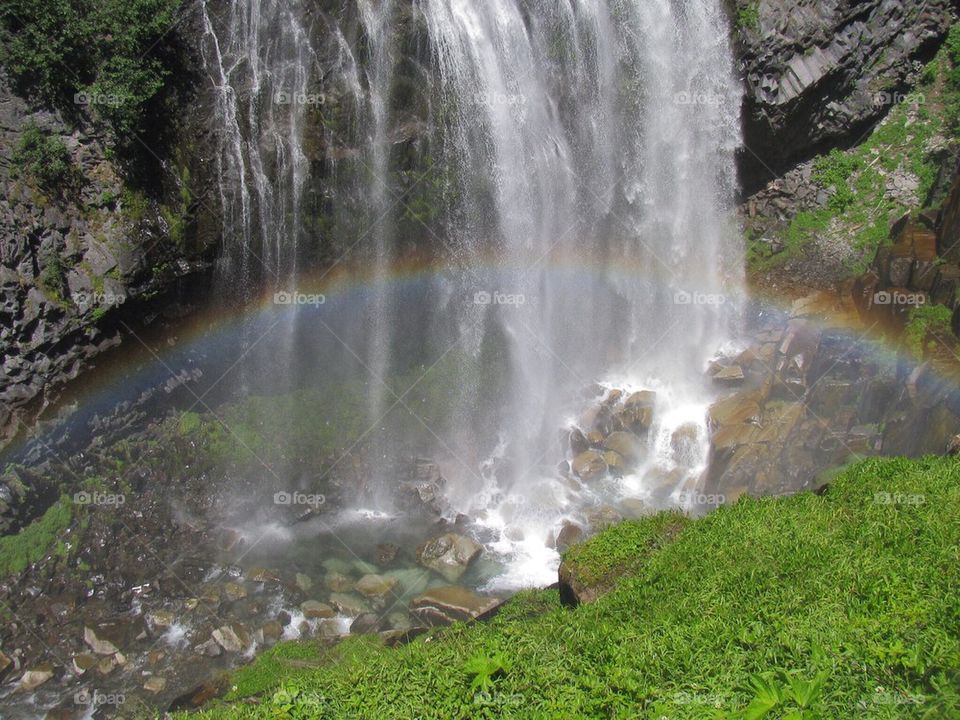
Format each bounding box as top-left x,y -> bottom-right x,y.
329,593 -> 370,616
671,423 -> 702,466
349,613 -> 382,635
258,620 -> 283,645
83,626 -> 119,656
571,450 -> 607,480
212,625 -> 249,653
601,450 -> 626,476
416,533 -> 482,582
195,639 -> 222,658
603,432 -> 643,465
625,390 -> 656,408
19,664 -> 54,691
144,676 -> 167,694
585,505 -> 622,531
944,432 -> 960,457
223,582 -> 247,601
246,567 -> 281,583
354,574 -> 399,601
295,573 -> 313,592
712,365 -> 745,386
71,653 -> 98,675
375,543 -> 400,565
569,427 -> 590,455
554,521 -> 584,552
0,650 -> 12,680
409,586 -> 501,626
317,618 -> 344,640
146,610 -> 176,630
325,571 -> 353,592
621,497 -> 653,518
586,430 -> 605,447
300,600 -> 335,619
168,676 -> 231,711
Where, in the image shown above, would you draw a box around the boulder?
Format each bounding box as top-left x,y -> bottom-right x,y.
325,572 -> 353,592
603,432 -> 643,465
416,533 -> 482,582
144,676 -> 167,694
349,613 -> 382,635
295,573 -> 313,592
19,665 -> 54,691
571,450 -> 607,480
354,574 -> 399,601
569,428 -> 590,455
585,505 -> 622,531
409,586 -> 501,626
601,450 -> 626,476
83,626 -> 119,656
329,593 -> 370,616
212,625 -> 248,653
554,521 -> 584,552
712,365 -> 745,385
300,600 -> 335,619
375,543 -> 399,565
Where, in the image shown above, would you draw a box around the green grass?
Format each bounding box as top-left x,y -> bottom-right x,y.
736,2 -> 760,32
183,456 -> 960,719
904,304 -> 954,360
0,496 -> 73,578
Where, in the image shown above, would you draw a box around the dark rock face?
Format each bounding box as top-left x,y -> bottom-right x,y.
733,0 -> 951,192
0,75 -> 219,448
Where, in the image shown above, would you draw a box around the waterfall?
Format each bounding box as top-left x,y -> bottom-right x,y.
200,0 -> 742,586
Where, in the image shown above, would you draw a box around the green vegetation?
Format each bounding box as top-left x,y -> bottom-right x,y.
943,24 -> 960,131
0,0 -> 183,138
11,123 -> 77,194
38,254 -> 68,302
736,2 -> 760,32
184,455 -> 960,719
904,303 -> 954,359
0,497 -> 73,578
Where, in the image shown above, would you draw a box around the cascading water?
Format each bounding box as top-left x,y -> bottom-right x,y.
199,0 -> 742,589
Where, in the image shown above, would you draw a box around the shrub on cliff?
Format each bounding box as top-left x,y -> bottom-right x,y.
0,0 -> 182,139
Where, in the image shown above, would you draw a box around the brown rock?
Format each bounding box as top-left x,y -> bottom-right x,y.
603,431 -> 643,464
569,428 -> 590,455
19,665 -> 54,691
417,533 -> 483,582
409,586 -> 501,626
301,600 -> 335,619
571,450 -> 607,480
555,521 -> 584,552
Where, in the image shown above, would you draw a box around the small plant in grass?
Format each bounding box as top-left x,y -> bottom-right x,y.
464,652 -> 512,692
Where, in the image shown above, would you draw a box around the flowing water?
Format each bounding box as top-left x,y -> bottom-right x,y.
199,0 -> 743,588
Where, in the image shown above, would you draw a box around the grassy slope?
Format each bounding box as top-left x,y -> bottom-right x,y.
185,456 -> 960,719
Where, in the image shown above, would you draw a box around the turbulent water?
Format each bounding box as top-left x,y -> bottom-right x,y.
200,0 -> 743,588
